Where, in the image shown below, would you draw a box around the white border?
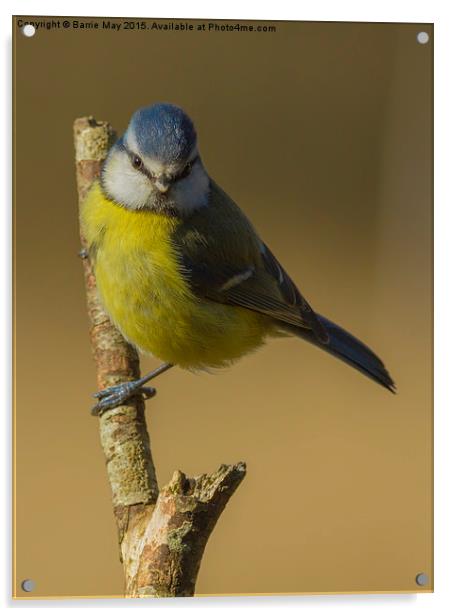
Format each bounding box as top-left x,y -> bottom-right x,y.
2,1 -> 450,614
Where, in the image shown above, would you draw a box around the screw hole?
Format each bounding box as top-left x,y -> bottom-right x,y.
417,32 -> 429,44
22,24 -> 36,37
415,572 -> 429,586
21,579 -> 35,592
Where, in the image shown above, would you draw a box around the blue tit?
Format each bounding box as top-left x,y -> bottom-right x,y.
80,103 -> 395,415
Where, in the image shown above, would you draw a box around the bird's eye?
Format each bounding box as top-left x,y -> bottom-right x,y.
179,161 -> 193,179
132,155 -> 143,170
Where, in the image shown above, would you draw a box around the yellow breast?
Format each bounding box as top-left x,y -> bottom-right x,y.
80,182 -> 270,369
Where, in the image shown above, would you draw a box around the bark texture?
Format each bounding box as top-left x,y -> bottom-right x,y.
73,116 -> 246,598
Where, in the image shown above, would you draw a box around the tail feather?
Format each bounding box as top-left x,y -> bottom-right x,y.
286,314 -> 396,393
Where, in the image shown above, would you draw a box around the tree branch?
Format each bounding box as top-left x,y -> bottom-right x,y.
73,116 -> 246,598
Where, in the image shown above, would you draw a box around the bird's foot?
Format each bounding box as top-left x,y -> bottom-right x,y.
91,381 -> 156,416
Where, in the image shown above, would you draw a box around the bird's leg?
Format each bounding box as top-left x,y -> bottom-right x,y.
91,362 -> 174,416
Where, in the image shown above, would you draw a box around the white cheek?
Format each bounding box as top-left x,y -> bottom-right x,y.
171,166 -> 210,213
103,153 -> 153,209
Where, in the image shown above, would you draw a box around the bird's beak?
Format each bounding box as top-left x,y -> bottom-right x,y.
155,177 -> 171,194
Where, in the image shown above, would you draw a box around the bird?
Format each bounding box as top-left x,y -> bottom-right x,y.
80,103 -> 395,415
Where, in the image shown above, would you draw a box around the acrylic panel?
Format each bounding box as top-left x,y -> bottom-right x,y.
13,16 -> 433,599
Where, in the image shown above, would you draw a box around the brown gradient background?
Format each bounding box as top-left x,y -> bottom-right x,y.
13,18 -> 433,598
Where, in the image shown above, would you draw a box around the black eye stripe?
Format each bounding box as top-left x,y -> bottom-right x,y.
123,144 -> 198,183
178,163 -> 192,179
174,155 -> 199,182
125,147 -> 155,180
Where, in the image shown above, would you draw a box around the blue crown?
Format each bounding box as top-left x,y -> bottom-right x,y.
126,103 -> 197,164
